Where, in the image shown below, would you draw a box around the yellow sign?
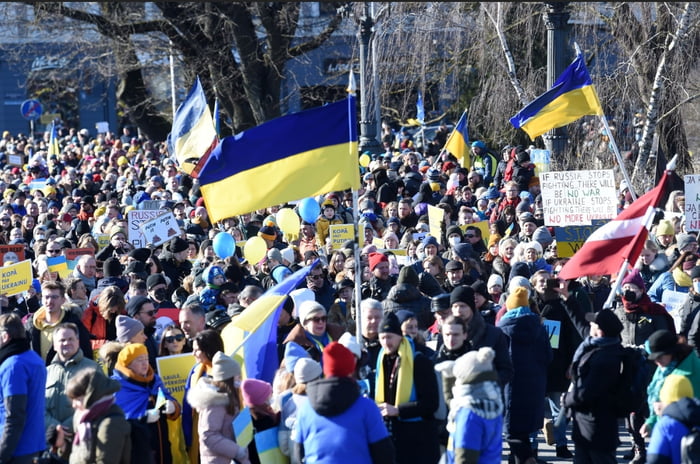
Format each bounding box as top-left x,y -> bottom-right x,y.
95,234 -> 109,251
470,220 -> 491,242
329,224 -> 355,250
371,237 -> 384,248
427,205 -> 443,244
40,113 -> 60,125
155,353 -> 197,406
0,260 -> 32,296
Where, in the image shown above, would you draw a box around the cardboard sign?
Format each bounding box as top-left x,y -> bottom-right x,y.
0,245 -> 25,265
6,154 -> 23,166
329,224 -> 355,250
684,175 -> 700,231
428,205 -> 444,244
140,211 -> 182,247
554,220 -> 609,258
155,353 -> 197,406
662,289 -> 688,334
0,260 -> 32,296
95,234 -> 109,251
541,170 -> 617,226
127,209 -> 163,248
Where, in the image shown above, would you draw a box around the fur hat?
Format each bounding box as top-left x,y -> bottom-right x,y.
241,378 -> 272,407
297,300 -> 326,324
659,374 -> 694,404
368,252 -> 388,272
322,341 -> 356,378
506,287 -> 529,310
116,343 -> 148,369
294,358 -> 322,384
116,315 -> 144,343
453,347 -> 496,385
211,351 -> 241,382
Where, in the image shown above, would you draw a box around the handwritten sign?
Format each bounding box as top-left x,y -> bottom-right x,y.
541,170 -> 617,226
329,224 -> 355,250
0,245 -> 25,265
0,260 -> 32,296
140,211 -> 182,247
662,289 -> 688,334
554,220 -> 609,258
543,319 -> 561,349
684,175 -> 700,231
127,209 -> 163,248
155,353 -> 197,406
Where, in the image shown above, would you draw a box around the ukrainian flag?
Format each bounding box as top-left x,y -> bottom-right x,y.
232,407 -> 254,448
444,110 -> 469,167
171,77 -> 218,176
47,256 -> 70,279
197,98 -> 360,224
48,122 -> 60,157
510,54 -> 604,140
255,426 -> 288,464
222,261 -> 315,383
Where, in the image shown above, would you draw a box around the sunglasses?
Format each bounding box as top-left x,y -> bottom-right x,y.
464,234 -> 475,238
47,249 -> 61,254
164,333 -> 185,343
307,274 -> 323,280
140,309 -> 157,317
306,316 -> 327,324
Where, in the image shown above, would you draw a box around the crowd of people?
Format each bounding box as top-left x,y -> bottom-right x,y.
0,122 -> 698,464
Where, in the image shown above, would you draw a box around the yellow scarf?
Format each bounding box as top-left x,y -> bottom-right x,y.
375,337 -> 415,406
672,267 -> 692,288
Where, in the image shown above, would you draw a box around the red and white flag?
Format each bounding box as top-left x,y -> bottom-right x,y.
558,171 -> 670,280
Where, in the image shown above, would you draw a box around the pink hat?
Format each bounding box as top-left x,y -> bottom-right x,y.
240,378 -> 272,407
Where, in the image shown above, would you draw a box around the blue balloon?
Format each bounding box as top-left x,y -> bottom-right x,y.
212,232 -> 235,259
298,197 -> 321,224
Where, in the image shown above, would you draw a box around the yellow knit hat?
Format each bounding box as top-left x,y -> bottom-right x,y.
660,374 -> 694,404
506,287 -> 529,310
656,219 -> 675,237
117,343 -> 148,368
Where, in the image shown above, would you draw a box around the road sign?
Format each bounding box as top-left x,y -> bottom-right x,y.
20,99 -> 42,121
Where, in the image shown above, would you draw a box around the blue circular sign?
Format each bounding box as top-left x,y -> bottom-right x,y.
20,99 -> 42,121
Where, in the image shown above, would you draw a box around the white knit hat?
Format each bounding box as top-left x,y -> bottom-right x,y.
293,358 -> 322,384
338,332 -> 362,359
289,288 -> 315,318
211,351 -> 241,382
486,274 -> 503,290
453,347 -> 495,385
297,300 -> 326,324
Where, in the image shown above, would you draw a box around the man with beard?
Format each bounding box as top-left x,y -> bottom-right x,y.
125,296 -> 159,369
146,274 -> 176,313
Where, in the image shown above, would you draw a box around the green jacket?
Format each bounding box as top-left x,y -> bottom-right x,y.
645,349 -> 700,429
45,350 -> 98,435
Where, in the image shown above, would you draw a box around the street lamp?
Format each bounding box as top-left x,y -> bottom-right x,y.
542,2 -> 570,158
357,3 -> 382,155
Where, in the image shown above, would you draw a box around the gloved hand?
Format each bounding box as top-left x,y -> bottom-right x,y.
235,445 -> 249,462
163,400 -> 176,415
145,408 -> 161,423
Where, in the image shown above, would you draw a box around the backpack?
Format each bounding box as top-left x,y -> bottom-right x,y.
682,426 -> 700,464
612,346 -> 650,418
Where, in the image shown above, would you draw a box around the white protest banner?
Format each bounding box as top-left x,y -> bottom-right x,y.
541,169 -> 618,226
684,175 -> 700,232
127,209 -> 164,248
140,211 -> 182,247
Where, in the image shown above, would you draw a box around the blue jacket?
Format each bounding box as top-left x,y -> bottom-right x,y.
111,368 -> 175,419
648,271 -> 689,303
0,345 -> 47,459
648,397 -> 700,464
447,407 -> 503,464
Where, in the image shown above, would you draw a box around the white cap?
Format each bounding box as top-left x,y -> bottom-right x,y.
338,332 -> 362,359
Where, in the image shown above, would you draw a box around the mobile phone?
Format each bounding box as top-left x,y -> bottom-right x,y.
546,278 -> 560,289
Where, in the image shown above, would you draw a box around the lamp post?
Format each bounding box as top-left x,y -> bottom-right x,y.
357,3 -> 382,155
542,2 -> 570,158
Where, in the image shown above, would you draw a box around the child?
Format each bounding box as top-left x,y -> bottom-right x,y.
241,379 -> 280,464
315,199 -> 343,248
198,265 -> 226,311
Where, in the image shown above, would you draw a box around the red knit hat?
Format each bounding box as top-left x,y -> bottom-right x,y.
323,342 -> 356,378
368,252 -> 388,271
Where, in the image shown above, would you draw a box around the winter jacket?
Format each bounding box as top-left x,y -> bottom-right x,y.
645,349 -> 700,431
81,303 -> 122,350
614,295 -> 676,348
680,291 -> 700,345
648,271 -> 689,303
647,397 -> 700,464
315,215 -> 343,248
26,307 -> 93,364
282,323 -> 345,364
464,310 -> 514,387
45,350 -> 99,435
186,377 -> 247,464
292,377 -> 394,464
383,283 -> 432,330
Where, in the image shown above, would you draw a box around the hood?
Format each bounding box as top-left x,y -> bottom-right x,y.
32,307 -> 65,331
307,377 -> 359,417
664,397 -> 700,426
386,283 -> 422,303
498,312 -> 541,343
186,377 -> 230,411
397,266 -> 419,287
84,370 -> 121,407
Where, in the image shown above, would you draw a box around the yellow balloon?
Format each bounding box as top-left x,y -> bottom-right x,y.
276,208 -> 300,235
359,153 -> 370,167
244,236 -> 267,264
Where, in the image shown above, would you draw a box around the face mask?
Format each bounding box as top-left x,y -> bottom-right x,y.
694,282 -> 700,294
448,237 -> 461,248
623,290 -> 638,303
416,250 -> 425,261
154,289 -> 168,301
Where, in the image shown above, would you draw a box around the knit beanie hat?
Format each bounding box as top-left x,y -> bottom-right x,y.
258,224 -> 277,241
103,257 -> 123,277
621,268 -> 645,290
338,332 -> 362,359
508,276 -> 531,293
453,346 -> 496,385
487,274 -> 503,290
169,237 -> 189,253
297,300 -> 326,324
655,219 -> 675,237
368,252 -> 388,271
241,378 -> 273,407
125,295 -> 151,317
659,374 -> 694,404
506,287 -> 529,310
146,273 -> 167,291
117,343 -> 148,369
211,351 -> 241,382
116,315 -> 144,343
322,341 -> 356,378
450,285 -> 475,311
377,311 -> 402,336
397,265 -> 419,286
532,226 -> 553,247
294,358 -> 322,384
422,235 -> 439,249
677,233 -> 698,252
284,341 -> 310,373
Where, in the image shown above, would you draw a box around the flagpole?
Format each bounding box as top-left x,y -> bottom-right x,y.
602,259 -> 629,310
347,71 -> 363,339
599,114 -> 637,201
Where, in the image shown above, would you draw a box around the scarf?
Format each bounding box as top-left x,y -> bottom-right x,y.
646,360 -> 678,406
375,337 -> 415,407
447,380 -> 503,434
500,306 -> 533,321
74,395 -> 115,447
672,267 -> 692,288
572,335 -> 619,367
0,337 -> 30,367
306,331 -> 331,355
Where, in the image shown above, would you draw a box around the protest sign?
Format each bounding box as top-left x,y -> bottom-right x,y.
140,211 -> 182,247
127,209 -> 163,248
684,175 -> 700,231
428,205 -> 444,244
554,220 -> 609,258
65,248 -> 95,271
329,224 -> 354,250
155,353 -> 197,406
0,260 -> 32,296
0,245 -> 24,265
541,170 -> 617,226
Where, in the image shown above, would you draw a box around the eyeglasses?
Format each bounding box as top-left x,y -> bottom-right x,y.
140,309 -> 157,317
464,234 -> 475,239
164,333 -> 185,343
0,218 -> 9,222
47,249 -> 61,254
307,274 -> 323,280
306,316 -> 327,324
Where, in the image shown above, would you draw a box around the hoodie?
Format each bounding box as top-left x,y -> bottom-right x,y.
647,397 -> 700,464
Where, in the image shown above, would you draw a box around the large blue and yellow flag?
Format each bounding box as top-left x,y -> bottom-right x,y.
222,261 -> 315,383
197,98 -> 360,224
46,255 -> 70,279
170,77 -> 218,176
510,54 -> 604,139
48,122 -> 60,157
444,110 -> 469,167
